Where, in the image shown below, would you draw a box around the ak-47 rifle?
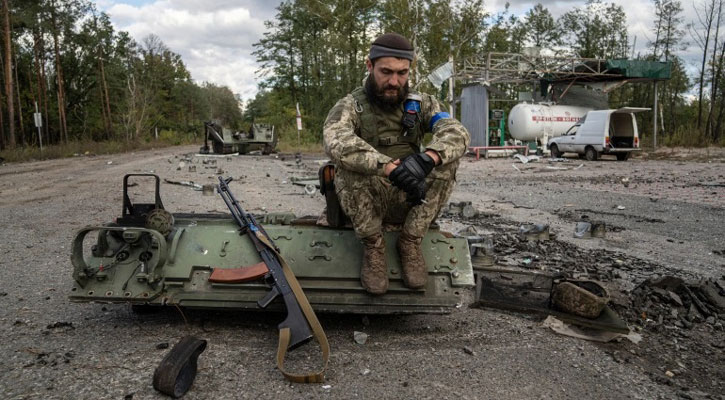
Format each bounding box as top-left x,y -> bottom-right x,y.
213,176 -> 329,382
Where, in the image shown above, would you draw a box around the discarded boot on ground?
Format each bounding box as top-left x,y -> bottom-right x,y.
397,232 -> 427,289
361,233 -> 389,295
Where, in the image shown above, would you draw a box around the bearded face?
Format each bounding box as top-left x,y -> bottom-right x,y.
365,57 -> 411,112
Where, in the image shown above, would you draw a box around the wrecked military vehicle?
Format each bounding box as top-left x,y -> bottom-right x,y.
199,121 -> 277,155
69,174 -> 475,315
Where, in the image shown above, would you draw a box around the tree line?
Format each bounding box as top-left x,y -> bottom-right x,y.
248,0 -> 724,146
0,0 -> 242,151
3,0 -> 724,152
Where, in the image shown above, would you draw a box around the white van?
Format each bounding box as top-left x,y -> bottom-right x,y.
546,107 -> 649,161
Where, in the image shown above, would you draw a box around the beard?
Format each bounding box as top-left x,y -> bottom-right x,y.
365,75 -> 409,112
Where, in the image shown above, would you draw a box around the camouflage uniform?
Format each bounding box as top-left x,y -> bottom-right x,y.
323,83 -> 470,239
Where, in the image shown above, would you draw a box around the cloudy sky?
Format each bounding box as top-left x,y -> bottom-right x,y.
94,0 -> 699,100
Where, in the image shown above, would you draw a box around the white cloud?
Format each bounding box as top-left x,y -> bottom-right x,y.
99,0 -> 705,100
99,0 -> 279,100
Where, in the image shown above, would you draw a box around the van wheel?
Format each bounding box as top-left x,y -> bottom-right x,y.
584,146 -> 598,161
616,152 -> 631,161
550,144 -> 562,158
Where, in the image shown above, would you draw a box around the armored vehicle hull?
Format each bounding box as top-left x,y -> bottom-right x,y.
69,176 -> 474,314
200,122 -> 277,155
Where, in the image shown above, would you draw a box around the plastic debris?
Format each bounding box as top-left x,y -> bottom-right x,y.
514,154 -> 540,164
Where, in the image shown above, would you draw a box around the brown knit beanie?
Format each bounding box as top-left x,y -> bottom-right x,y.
369,33 -> 415,61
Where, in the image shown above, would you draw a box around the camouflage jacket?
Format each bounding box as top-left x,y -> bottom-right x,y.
323,85 -> 470,179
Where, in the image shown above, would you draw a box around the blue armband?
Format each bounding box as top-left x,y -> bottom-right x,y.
429,112 -> 451,131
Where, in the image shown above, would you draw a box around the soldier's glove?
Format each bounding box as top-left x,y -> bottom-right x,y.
389,152 -> 436,205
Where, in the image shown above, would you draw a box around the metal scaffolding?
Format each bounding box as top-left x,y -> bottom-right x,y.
457,52 -> 621,85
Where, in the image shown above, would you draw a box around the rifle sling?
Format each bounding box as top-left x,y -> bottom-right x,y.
255,231 -> 330,383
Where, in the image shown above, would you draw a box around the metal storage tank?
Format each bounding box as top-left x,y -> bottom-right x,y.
508,103 -> 592,141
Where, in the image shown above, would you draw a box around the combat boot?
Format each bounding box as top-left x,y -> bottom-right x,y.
360,233 -> 388,295
397,232 -> 427,289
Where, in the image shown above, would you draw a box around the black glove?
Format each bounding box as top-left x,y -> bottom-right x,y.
389,152 -> 436,205
405,179 -> 427,206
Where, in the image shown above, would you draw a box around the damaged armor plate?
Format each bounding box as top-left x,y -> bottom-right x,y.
69,174 -> 474,314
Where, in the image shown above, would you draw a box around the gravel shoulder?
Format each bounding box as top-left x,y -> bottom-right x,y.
0,146 -> 723,400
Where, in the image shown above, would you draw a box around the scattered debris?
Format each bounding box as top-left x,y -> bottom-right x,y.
574,221 -> 592,238
513,154 -> 540,164
518,224 -> 550,241
46,322 -> 74,330
164,179 -> 203,191
542,316 -> 641,343
552,280 -> 609,319
463,346 -> 476,355
446,201 -> 478,218
304,184 -> 317,197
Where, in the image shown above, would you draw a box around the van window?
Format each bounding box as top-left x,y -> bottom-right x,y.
565,124 -> 579,135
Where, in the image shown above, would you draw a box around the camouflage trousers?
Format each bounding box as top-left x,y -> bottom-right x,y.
334,162 -> 458,239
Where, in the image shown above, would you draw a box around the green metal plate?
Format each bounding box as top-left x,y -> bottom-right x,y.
70,214 -> 474,314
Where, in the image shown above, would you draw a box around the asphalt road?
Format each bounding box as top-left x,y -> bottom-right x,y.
0,146 -> 722,399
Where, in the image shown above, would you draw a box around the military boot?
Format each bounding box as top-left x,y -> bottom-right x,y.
397,232 -> 427,289
360,233 -> 388,295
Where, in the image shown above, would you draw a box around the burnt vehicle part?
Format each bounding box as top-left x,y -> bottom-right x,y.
199,121 -> 277,155
473,267 -> 628,333
69,175 -> 475,314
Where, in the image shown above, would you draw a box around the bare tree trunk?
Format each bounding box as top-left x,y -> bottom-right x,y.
13,46 -> 24,145
696,0 -> 716,129
50,5 -> 68,142
97,53 -> 108,140
99,49 -> 112,139
706,1 -> 723,138
3,0 -> 15,148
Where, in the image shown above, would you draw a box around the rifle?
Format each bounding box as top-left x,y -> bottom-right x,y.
214,176 -> 329,382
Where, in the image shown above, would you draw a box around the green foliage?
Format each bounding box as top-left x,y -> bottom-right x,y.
0,0 -> 242,151
559,0 -> 629,58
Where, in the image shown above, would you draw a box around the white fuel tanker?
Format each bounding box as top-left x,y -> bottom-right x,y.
508,103 -> 592,142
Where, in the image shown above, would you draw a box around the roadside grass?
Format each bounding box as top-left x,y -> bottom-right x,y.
0,136 -> 325,164
276,140 -> 324,154
0,137 -> 199,164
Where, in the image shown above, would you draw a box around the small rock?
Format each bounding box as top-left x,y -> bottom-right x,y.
361,368 -> 371,376
665,370 -> 675,378
156,342 -> 169,350
46,322 -> 74,330
463,346 -> 475,356
706,316 -> 715,324
354,331 -> 368,345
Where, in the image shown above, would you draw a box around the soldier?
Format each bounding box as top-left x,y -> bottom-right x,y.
323,32 -> 470,295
